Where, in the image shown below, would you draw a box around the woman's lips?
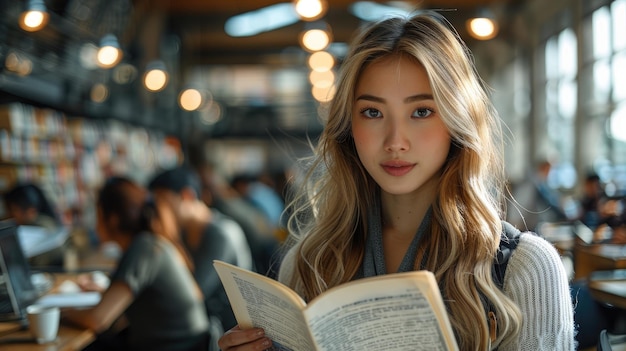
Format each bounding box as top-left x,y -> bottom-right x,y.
381,161 -> 415,176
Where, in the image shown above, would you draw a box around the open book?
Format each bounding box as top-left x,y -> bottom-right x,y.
213,260 -> 458,351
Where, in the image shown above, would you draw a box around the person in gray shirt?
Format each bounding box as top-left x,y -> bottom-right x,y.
63,176 -> 209,351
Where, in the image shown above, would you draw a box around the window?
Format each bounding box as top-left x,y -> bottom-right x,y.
582,1 -> 626,191
541,27 -> 577,189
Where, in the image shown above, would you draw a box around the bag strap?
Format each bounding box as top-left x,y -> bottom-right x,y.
492,221 -> 522,289
486,221 -> 523,347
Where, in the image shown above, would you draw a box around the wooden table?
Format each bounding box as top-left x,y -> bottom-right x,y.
0,322 -> 94,351
575,244 -> 626,280
588,269 -> 626,310
0,268 -> 110,351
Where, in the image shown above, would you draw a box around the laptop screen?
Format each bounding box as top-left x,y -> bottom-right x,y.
0,221 -> 39,322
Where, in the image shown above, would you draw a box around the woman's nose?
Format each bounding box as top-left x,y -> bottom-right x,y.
384,118 -> 409,152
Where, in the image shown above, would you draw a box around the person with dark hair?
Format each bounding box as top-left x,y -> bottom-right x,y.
593,197 -> 626,244
193,160 -> 282,279
62,176 -> 210,351
3,182 -> 66,266
3,182 -> 61,230
578,173 -> 606,230
148,166 -> 253,332
231,173 -> 285,231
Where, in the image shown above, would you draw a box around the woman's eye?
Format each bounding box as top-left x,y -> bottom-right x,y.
361,108 -> 382,118
412,108 -> 433,118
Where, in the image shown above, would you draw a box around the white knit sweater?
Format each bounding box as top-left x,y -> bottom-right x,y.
277,233 -> 577,350
498,233 -> 576,350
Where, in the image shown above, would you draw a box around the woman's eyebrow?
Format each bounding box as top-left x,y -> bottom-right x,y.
404,94 -> 434,103
354,93 -> 434,103
354,94 -> 384,103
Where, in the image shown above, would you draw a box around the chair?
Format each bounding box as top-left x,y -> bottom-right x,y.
598,329 -> 626,351
599,329 -> 612,351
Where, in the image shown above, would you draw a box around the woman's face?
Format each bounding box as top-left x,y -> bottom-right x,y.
351,54 -> 451,198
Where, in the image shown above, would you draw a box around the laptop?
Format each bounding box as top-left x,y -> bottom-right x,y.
0,220 -> 40,323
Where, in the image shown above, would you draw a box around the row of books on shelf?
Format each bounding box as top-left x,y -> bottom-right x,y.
0,102 -> 183,222
0,103 -> 67,137
0,129 -> 77,163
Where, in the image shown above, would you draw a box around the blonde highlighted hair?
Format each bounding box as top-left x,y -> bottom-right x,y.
282,11 -> 521,350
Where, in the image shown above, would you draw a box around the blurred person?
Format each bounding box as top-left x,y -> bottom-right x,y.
507,159 -> 569,232
577,173 -> 606,230
148,166 -> 253,331
592,197 -> 626,244
3,182 -> 62,231
231,172 -> 285,231
3,182 -> 66,266
193,160 -> 282,278
63,176 -> 210,351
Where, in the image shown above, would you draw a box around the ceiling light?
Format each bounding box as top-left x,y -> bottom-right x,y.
311,84 -> 336,102
467,17 -> 498,40
143,60 -> 169,92
294,0 -> 327,21
90,83 -> 109,103
112,63 -> 138,84
308,51 -> 334,72
300,28 -> 331,52
225,3 -> 299,37
199,101 -> 222,125
96,34 -> 123,69
19,0 -> 49,32
5,51 -> 33,76
179,88 -> 203,111
349,1 -> 409,22
309,70 -> 335,88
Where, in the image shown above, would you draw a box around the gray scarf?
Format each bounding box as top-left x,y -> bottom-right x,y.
358,200 -> 432,278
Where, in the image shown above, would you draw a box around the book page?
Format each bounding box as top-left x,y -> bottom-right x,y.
304,271 -> 458,351
213,261 -> 316,351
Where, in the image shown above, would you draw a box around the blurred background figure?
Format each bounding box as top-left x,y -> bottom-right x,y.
192,158 -> 282,278
507,159 -> 569,233
593,197 -> 626,244
3,182 -> 67,267
3,182 -> 62,231
64,176 -> 211,351
148,166 -> 253,331
231,172 -> 285,232
577,173 -> 606,230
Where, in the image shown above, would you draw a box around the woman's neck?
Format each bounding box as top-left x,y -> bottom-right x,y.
380,193 -> 433,238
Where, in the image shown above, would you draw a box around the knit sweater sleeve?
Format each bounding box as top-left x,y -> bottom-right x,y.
498,233 -> 576,350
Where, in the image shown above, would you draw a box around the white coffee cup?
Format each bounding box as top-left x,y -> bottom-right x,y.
26,305 -> 60,344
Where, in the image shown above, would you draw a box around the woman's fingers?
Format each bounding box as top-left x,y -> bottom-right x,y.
218,326 -> 273,350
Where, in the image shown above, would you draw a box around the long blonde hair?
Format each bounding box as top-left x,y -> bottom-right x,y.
283,12 -> 521,350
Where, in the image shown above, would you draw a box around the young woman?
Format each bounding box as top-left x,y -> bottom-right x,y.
218,12 -> 575,351
63,176 -> 210,351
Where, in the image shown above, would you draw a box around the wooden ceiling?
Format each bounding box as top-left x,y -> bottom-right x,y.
130,0 -> 517,68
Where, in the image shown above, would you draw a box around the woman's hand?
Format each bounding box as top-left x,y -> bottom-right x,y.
218,325 -> 273,350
